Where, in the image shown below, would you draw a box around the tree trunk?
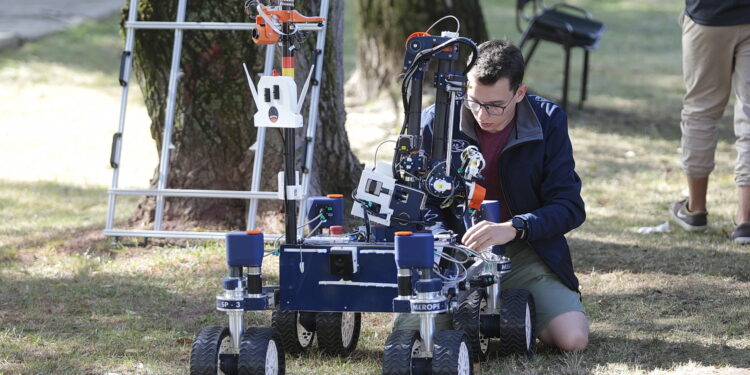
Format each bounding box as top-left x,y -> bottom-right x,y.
348,0 -> 489,101
124,0 -> 360,230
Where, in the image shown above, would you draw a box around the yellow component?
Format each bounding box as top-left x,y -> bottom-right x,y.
401,146 -> 407,150
282,68 -> 295,77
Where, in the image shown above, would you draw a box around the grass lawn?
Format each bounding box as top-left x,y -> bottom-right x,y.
1,0 -> 749,374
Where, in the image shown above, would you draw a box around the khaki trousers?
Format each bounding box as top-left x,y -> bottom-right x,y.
680,13 -> 750,185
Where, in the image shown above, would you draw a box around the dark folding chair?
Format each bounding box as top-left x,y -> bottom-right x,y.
516,0 -> 606,110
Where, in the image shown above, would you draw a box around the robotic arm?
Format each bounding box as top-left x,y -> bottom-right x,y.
352,28 -> 484,231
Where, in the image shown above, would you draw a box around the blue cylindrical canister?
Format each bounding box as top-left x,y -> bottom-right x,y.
479,200 -> 506,255
226,230 -> 265,267
480,200 -> 501,223
463,200 -> 501,229
307,194 -> 344,229
395,231 -> 434,269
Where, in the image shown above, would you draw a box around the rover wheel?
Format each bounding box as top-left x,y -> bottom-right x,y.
498,288 -> 536,356
272,310 -> 315,354
382,330 -> 423,375
477,293 -> 497,359
190,326 -> 236,375
315,311 -> 361,357
453,289 -> 489,362
432,330 -> 472,375
237,327 -> 285,375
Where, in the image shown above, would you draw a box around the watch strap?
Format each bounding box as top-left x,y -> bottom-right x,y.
512,216 -> 527,241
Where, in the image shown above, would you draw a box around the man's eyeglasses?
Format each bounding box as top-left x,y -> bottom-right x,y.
463,99 -> 509,116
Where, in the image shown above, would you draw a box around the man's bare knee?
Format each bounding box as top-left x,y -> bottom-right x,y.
556,329 -> 588,352
540,311 -> 589,352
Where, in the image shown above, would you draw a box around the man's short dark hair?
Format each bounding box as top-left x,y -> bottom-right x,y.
470,39 -> 525,92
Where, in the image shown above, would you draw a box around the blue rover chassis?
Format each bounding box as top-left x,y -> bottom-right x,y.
279,242 -> 398,312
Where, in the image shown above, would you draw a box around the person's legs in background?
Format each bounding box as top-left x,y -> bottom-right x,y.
673,14 -> 735,230
731,24 -> 750,242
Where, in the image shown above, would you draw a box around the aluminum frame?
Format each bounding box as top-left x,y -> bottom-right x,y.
105,0 -> 329,241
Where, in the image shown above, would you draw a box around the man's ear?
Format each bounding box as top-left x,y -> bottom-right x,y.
515,84 -> 528,103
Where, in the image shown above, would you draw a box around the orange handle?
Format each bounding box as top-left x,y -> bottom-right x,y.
468,184 -> 486,211
251,8 -> 325,45
252,15 -> 280,45
266,9 -> 325,24
405,31 -> 430,49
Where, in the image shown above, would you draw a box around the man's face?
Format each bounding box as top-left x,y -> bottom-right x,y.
466,75 -> 527,133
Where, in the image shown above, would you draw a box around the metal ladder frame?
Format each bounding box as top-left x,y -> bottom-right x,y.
104,0 -> 329,241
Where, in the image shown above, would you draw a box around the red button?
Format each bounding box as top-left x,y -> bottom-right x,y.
329,225 -> 344,235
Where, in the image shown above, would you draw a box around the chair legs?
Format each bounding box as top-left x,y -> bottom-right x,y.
519,31 -> 529,50
580,49 -> 589,109
519,34 -> 540,65
562,46 -> 570,111
525,39 -> 541,65
519,38 -> 592,112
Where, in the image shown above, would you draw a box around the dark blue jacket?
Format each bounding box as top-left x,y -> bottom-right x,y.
421,94 -> 586,291
685,0 -> 750,26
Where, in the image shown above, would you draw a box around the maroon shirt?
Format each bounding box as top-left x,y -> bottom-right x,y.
475,116 -> 516,222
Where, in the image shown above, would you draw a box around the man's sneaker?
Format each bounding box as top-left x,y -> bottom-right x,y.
670,199 -> 707,231
731,223 -> 750,244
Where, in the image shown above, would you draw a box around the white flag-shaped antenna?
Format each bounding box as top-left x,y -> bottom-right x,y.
242,63 -> 260,105
297,65 -> 315,112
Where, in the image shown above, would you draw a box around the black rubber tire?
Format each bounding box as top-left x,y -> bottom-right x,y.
452,289 -> 489,362
478,292 -> 498,359
271,310 -> 315,354
498,288 -> 536,357
238,327 -> 285,375
190,326 -> 231,375
432,330 -> 473,375
382,330 -> 421,375
315,311 -> 361,357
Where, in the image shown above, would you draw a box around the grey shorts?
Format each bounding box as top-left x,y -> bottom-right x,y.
502,241 -> 585,334
393,241 -> 585,336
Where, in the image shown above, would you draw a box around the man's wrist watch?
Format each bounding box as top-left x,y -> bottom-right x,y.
511,216 -> 528,241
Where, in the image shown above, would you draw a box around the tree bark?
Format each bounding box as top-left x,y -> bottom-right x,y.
348,0 -> 489,101
124,0 -> 360,230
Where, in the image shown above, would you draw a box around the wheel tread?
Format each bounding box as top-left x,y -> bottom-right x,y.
453,289 -> 486,361
238,327 -> 285,375
432,330 -> 472,375
272,310 -> 311,354
498,288 -> 536,357
382,330 -> 419,375
190,326 -> 227,375
316,312 -> 361,357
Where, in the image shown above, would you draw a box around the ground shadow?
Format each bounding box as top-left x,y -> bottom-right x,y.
567,104 -> 737,145
570,236 -> 750,281
584,334 -> 750,371
478,330 -> 748,374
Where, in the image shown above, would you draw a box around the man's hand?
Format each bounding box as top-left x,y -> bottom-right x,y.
462,220 -> 516,252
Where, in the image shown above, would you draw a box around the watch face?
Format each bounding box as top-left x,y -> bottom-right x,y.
512,217 -> 524,228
